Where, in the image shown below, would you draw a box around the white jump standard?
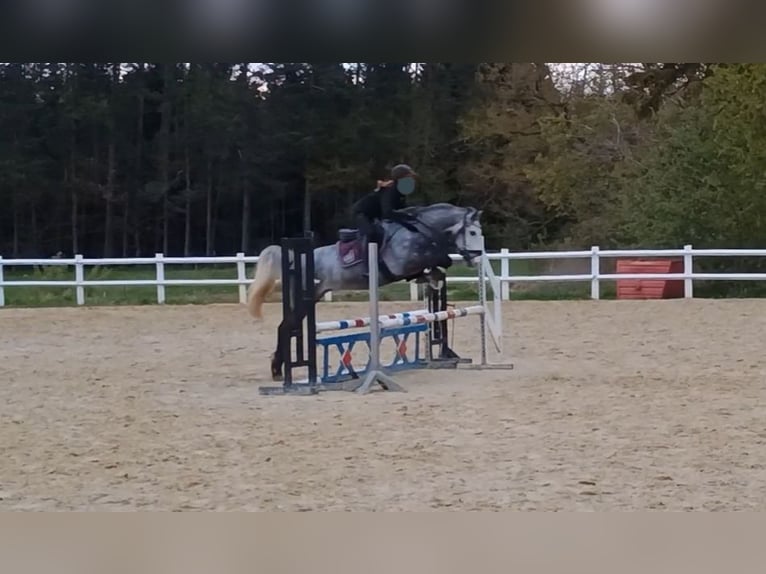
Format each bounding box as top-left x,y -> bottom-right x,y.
354,242 -> 406,394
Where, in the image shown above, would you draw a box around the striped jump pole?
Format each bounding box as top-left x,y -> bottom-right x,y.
316,309 -> 431,333
379,305 -> 485,329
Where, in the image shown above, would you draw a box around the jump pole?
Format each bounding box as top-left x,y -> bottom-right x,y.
353,242 -> 406,395
378,305 -> 485,328
316,309 -> 431,333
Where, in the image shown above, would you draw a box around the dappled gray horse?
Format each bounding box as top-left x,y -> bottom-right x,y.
245,202 -> 485,380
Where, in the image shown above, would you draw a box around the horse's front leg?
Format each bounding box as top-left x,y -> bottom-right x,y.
422,267 -> 446,291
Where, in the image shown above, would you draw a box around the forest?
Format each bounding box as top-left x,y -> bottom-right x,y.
1,63 -> 765,268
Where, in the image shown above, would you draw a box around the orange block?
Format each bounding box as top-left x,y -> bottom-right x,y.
616,259 -> 684,299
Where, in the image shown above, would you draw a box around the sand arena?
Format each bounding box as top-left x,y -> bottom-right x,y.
2,299 -> 766,510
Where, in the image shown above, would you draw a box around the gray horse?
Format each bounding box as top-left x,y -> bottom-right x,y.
245,202 -> 485,380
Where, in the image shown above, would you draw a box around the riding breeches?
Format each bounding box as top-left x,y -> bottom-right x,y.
355,214 -> 381,245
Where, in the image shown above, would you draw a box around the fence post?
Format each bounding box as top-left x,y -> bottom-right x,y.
155,253 -> 166,304
324,291 -> 333,302
0,256 -> 4,307
75,254 -> 85,305
236,252 -> 247,304
683,244 -> 694,299
590,246 -> 600,300
410,282 -> 418,302
500,248 -> 510,300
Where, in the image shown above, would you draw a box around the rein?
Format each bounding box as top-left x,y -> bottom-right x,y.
401,209 -> 467,253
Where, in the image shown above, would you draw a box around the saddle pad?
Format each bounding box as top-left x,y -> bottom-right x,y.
338,238 -> 364,268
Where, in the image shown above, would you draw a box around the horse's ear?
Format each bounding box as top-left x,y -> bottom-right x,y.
476,209 -> 483,221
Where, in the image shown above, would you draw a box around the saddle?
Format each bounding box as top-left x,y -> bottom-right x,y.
337,225 -> 400,278
337,228 -> 365,268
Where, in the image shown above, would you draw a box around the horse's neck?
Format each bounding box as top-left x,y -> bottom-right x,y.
406,204 -> 463,228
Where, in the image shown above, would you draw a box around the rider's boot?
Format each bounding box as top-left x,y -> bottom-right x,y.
361,241 -> 396,283
362,259 -> 396,283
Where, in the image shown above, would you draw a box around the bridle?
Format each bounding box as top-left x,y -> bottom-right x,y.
454,208 -> 483,263
401,207 -> 480,264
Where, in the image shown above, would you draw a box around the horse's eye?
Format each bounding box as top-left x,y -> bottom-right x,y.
470,231 -> 477,236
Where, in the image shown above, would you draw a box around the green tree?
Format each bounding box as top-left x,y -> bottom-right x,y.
525,92 -> 642,247
625,64 -> 766,250
457,63 -> 562,248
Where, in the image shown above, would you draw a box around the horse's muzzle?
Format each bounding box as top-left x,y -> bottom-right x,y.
461,250 -> 483,266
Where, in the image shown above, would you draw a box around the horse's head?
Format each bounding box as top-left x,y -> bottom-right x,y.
401,202 -> 485,266
445,206 -> 484,266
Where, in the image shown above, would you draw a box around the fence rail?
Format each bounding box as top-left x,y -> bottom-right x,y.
1,244 -> 766,307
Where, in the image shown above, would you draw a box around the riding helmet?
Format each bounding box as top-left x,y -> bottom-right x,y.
391,164 -> 418,180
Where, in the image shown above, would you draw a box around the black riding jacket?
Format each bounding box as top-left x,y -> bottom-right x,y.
352,183 -> 406,221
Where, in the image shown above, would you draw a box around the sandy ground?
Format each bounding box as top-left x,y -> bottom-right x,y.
2,298 -> 766,511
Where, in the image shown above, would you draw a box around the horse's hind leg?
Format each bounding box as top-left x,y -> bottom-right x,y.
270,321 -> 286,381
270,351 -> 283,381
268,276 -> 327,383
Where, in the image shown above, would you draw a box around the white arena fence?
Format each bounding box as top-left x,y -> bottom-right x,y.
1,244 -> 766,307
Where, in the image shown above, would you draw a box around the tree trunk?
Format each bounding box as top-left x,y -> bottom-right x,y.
122,200 -> 130,256
270,198 -> 276,242
159,63 -> 172,255
184,151 -> 192,256
11,191 -> 19,257
70,136 -> 79,255
181,85 -> 193,257
281,197 -> 286,238
71,186 -> 79,255
132,66 -> 145,257
205,158 -> 214,255
154,215 -> 161,253
303,179 -> 311,233
212,163 -> 222,254
241,173 -> 251,253
104,62 -> 119,258
103,137 -> 116,257
30,206 -> 38,255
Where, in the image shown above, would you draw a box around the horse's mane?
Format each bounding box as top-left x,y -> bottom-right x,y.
400,202 -> 467,215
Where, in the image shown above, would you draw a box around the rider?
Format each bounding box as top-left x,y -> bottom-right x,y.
352,163 -> 419,242
351,163 -> 421,278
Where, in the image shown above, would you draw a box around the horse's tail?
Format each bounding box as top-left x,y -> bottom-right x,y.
246,244 -> 283,320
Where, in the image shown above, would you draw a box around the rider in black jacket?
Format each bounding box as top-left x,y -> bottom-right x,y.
352,163 -> 418,243
351,163 -> 420,279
